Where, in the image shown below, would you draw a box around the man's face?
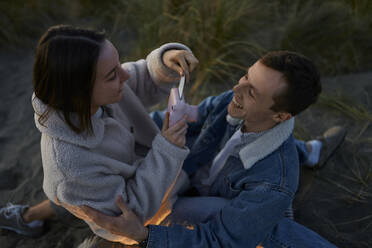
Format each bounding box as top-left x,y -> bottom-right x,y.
227,60 -> 288,131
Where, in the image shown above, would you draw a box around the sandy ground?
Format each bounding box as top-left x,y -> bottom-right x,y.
0,50 -> 92,248
294,72 -> 372,248
0,50 -> 371,247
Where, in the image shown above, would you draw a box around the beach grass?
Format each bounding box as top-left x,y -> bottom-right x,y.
1,0 -> 372,97
317,93 -> 372,123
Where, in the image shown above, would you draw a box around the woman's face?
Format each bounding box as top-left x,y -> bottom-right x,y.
91,39 -> 129,114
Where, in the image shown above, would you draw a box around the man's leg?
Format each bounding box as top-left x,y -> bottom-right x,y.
296,126 -> 346,169
263,218 -> 337,248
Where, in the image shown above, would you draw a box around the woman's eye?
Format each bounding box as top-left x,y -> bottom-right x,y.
244,74 -> 248,80
108,71 -> 117,81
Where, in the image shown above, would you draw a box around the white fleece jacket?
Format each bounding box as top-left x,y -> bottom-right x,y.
32,43 -> 191,244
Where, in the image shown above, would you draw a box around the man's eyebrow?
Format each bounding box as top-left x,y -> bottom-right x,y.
104,67 -> 116,79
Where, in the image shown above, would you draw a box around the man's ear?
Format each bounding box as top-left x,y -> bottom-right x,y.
272,112 -> 292,123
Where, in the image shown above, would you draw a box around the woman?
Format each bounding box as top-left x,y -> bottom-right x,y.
1,25 -> 198,244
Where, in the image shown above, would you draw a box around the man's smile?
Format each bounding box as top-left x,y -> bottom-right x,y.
232,96 -> 243,109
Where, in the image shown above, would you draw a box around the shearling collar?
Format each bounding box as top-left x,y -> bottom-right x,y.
239,118 -> 295,170
32,83 -> 161,149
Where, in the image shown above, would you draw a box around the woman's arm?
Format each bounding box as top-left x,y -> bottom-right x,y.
52,132 -> 189,243
122,43 -> 197,108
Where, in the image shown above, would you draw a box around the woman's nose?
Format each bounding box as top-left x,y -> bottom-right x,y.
119,67 -> 130,82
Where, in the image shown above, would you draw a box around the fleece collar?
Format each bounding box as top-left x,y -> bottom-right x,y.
32,83 -> 161,149
32,93 -> 105,149
239,118 -> 294,170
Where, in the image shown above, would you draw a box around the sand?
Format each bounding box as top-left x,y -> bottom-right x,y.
0,50 -> 371,247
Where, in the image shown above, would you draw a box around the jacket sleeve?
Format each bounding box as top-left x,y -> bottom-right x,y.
146,186 -> 292,248
122,43 -> 191,108
151,90 -> 234,134
53,134 -> 190,245
55,134 -> 189,220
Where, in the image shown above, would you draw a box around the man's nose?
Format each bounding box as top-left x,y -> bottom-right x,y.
233,82 -> 242,92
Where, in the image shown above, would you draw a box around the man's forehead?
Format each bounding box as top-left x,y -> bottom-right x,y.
249,60 -> 286,96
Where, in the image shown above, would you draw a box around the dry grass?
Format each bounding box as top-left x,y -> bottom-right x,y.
317,93 -> 372,123
1,0 -> 372,97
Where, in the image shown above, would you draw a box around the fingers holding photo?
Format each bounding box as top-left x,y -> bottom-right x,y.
163,49 -> 199,82
161,114 -> 188,148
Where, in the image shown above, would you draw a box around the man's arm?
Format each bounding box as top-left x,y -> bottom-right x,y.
80,185 -> 291,248
151,90 -> 234,135
187,90 -> 233,133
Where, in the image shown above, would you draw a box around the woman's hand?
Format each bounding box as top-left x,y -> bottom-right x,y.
161,112 -> 188,148
163,50 -> 199,81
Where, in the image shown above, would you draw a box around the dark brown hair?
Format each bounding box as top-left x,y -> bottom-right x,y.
261,51 -> 321,116
33,25 -> 105,134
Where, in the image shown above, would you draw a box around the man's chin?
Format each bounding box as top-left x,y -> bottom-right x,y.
227,105 -> 243,120
227,112 -> 244,120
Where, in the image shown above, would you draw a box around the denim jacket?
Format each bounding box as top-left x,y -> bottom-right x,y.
148,90 -> 334,248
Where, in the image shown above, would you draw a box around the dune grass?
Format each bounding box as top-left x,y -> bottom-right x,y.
117,0 -> 270,102
317,93 -> 372,123
1,0 -> 372,99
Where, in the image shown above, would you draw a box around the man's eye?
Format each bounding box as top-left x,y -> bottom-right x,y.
249,89 -> 254,97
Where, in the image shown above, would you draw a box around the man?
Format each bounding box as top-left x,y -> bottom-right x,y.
74,51 -> 345,247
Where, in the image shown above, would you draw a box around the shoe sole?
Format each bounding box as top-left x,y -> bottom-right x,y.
0,224 -> 42,238
313,130 -> 347,170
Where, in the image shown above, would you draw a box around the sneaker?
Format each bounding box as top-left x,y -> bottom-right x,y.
314,126 -> 347,169
0,203 -> 44,238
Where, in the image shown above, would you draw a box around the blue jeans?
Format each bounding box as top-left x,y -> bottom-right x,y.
165,195 -> 335,247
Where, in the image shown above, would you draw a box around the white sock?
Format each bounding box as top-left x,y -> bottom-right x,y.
305,140 -> 322,166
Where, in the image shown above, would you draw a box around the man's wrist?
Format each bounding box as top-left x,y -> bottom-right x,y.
138,226 -> 149,248
138,238 -> 148,248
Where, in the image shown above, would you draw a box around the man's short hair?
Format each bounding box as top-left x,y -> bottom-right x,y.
261,51 -> 321,116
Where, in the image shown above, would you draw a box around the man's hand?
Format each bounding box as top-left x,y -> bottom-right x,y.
163,49 -> 199,82
56,196 -> 148,242
82,196 -> 148,242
